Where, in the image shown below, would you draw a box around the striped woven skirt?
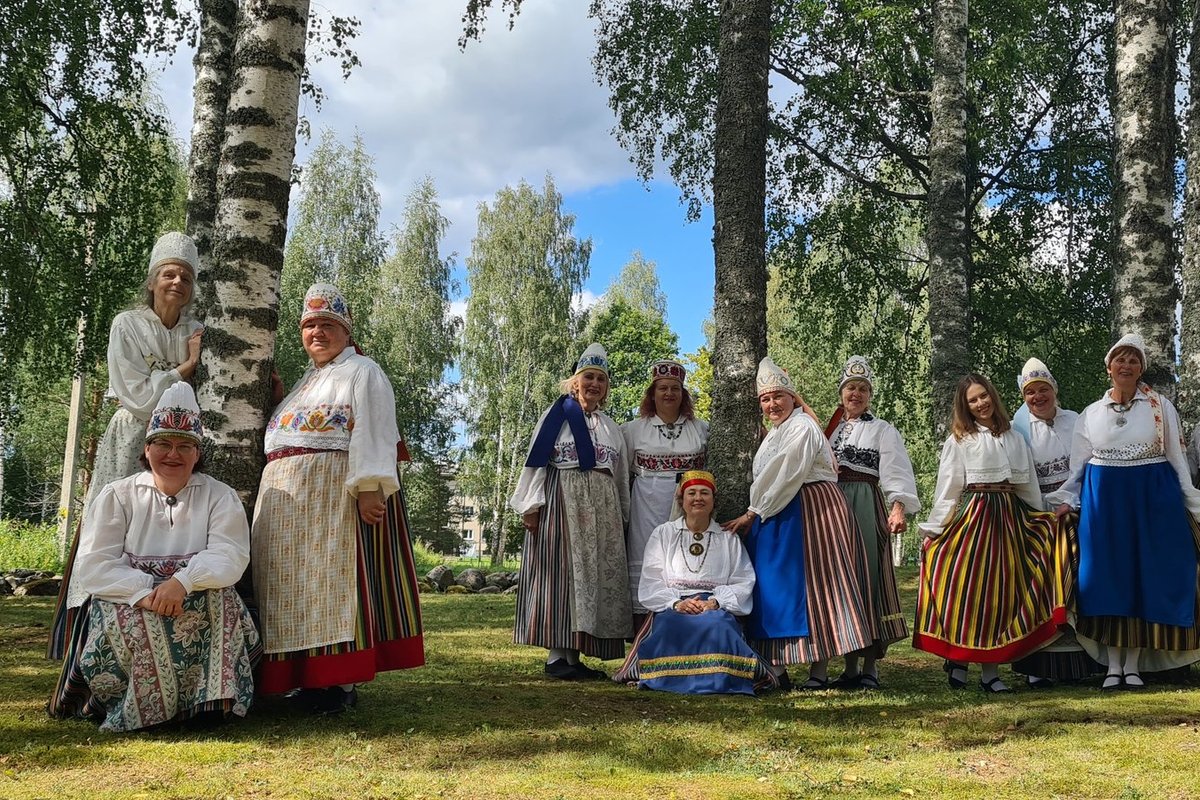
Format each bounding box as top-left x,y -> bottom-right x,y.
513,466 -> 631,660
837,473 -> 908,656
253,452 -> 424,693
612,597 -> 777,695
748,480 -> 876,665
48,584 -> 261,732
913,488 -> 1065,663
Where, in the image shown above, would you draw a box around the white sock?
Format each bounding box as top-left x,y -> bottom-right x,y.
809,660 -> 829,682
1122,647 -> 1142,677
547,648 -> 572,664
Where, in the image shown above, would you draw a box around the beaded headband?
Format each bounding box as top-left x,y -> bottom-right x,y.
679,470 -> 715,493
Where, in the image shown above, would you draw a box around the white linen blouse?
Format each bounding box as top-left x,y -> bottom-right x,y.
749,410 -> 837,519
508,403 -> 631,522
920,426 -> 1042,535
621,416 -> 709,476
1026,408 -> 1078,493
1047,389 -> 1200,517
637,518 -> 755,615
75,472 -> 250,607
264,349 -> 401,498
107,307 -> 203,420
828,415 -> 922,514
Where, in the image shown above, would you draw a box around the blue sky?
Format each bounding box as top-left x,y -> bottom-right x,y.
150,0 -> 715,355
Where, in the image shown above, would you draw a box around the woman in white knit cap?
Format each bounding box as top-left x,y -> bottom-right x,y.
723,356 -> 875,690
825,355 -> 920,689
48,232 -> 205,659
510,343 -> 632,680
1009,357 -> 1100,686
1050,334 -> 1200,689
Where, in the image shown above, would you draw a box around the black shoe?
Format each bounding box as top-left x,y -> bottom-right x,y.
1123,673 -> 1145,690
798,676 -> 831,691
572,661 -> 608,680
1026,676 -> 1055,689
980,677 -> 1012,694
313,686 -> 357,715
943,660 -> 968,689
830,671 -> 862,690
857,673 -> 881,691
290,687 -> 326,712
1100,674 -> 1123,692
544,659 -> 580,680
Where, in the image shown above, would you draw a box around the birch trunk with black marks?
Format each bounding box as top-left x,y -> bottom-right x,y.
1177,1 -> 1200,422
926,0 -> 971,440
1112,0 -> 1178,392
197,0 -> 310,505
708,0 -> 771,521
186,0 -> 239,305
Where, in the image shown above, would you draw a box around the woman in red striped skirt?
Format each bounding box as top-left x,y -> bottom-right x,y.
915,374 -> 1066,693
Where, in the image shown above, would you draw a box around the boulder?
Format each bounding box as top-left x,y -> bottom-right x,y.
455,568 -> 486,591
484,572 -> 510,590
417,580 -> 436,594
445,584 -> 471,594
14,578 -> 62,597
502,584 -> 519,594
477,585 -> 502,594
426,565 -> 455,591
0,580 -> 12,596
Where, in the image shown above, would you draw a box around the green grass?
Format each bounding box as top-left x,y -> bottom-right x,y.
4,569 -> 1200,799
410,539 -> 522,576
0,519 -> 61,573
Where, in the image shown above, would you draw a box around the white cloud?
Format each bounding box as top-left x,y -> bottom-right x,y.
573,289 -> 601,314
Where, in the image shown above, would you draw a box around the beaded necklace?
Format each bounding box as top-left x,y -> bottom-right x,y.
678,526 -> 710,573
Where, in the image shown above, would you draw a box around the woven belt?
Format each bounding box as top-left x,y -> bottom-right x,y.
838,469 -> 879,485
965,482 -> 1015,493
267,446 -> 342,462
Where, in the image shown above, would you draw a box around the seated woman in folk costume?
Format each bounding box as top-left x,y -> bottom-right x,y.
614,471 -> 777,694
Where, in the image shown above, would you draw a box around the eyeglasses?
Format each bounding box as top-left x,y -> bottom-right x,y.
149,440 -> 198,457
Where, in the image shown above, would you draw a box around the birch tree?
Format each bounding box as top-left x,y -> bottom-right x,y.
1180,2 -> 1200,423
708,0 -> 770,520
926,0 -> 972,436
197,0 -> 310,502
1111,0 -> 1178,391
459,177 -> 590,565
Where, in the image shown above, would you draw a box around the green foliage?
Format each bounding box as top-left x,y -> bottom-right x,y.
0,519 -> 60,572
585,299 -> 678,422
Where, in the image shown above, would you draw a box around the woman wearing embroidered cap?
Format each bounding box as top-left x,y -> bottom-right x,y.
49,231 -> 206,659
1050,334 -> 1200,689
826,356 -> 920,689
1009,358 -> 1100,687
621,359 -> 709,627
48,382 -> 259,732
510,343 -> 632,679
613,470 -> 775,694
915,374 -> 1065,693
251,284 -> 424,714
722,357 -> 875,691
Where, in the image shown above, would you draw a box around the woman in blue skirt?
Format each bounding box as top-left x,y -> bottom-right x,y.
1051,333 -> 1200,689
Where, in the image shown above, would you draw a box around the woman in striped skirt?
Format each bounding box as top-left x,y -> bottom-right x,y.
915,374 -> 1065,693
723,357 -> 876,690
251,284 -> 424,715
1049,334 -> 1200,689
509,343 -> 632,680
826,356 -> 920,689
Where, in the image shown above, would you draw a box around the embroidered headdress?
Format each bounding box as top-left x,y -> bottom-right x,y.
301,283 -> 353,333
575,343 -> 609,376
679,470 -> 715,493
1105,332 -> 1147,367
145,381 -> 204,443
147,231 -> 199,277
649,359 -> 686,383
839,355 -> 874,392
756,356 -> 797,398
1018,357 -> 1057,392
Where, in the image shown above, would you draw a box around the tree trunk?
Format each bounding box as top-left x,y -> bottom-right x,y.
1177,1 -> 1200,421
926,0 -> 972,440
186,0 -> 239,311
196,0 -> 310,507
1112,0 -> 1178,392
708,0 -> 770,521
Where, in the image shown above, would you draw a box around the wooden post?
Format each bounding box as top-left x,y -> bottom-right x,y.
57,316 -> 88,561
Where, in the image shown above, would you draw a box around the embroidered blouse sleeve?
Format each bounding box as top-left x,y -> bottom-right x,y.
509,406 -> 554,516
748,419 -> 823,519
637,524 -> 680,612
345,358 -> 401,498
1161,397 -> 1200,518
108,313 -> 187,419
920,436 -> 965,536
172,481 -> 251,594
879,423 -> 921,514
711,534 -> 755,616
75,484 -> 154,606
1045,408 -> 1094,510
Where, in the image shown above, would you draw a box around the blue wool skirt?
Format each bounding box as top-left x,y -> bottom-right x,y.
1078,461 -> 1198,627
744,493 -> 809,640
613,597 -> 772,695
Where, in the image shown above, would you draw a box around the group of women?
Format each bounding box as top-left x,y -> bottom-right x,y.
47,233 -> 424,731
511,334 -> 1200,698
43,229 -> 1200,730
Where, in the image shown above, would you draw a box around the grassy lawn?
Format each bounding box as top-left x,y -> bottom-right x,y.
4,569 -> 1200,799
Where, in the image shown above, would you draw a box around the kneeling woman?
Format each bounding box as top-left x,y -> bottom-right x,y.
915,374 -> 1065,693
614,471 -> 775,694
48,383 -> 260,731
